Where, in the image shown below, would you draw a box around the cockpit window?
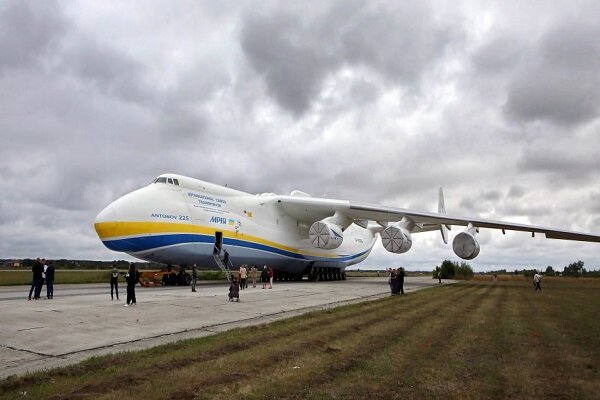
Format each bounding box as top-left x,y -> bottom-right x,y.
154,176 -> 180,186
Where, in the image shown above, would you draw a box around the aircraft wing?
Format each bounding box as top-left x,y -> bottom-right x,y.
349,201 -> 600,242
274,195 -> 600,242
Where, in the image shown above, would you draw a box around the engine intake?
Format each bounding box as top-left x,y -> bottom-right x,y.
452,224 -> 480,260
309,221 -> 344,249
381,225 -> 413,254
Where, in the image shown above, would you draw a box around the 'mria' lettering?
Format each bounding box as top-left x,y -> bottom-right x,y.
210,216 -> 227,224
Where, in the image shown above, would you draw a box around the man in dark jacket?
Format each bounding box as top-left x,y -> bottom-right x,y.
125,263 -> 139,306
33,259 -> 44,300
45,262 -> 55,299
398,267 -> 405,295
222,249 -> 229,267
261,266 -> 269,289
28,258 -> 41,300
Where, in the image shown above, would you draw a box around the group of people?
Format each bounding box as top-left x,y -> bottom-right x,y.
28,258 -> 55,300
387,267 -> 405,296
109,262 -> 140,306
228,265 -> 274,301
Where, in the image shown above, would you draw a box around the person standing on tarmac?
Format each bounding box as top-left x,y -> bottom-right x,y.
398,267 -> 405,295
267,266 -> 274,289
239,265 -> 247,290
125,263 -> 138,306
28,258 -> 41,301
45,262 -> 55,299
191,264 -> 198,292
261,266 -> 269,289
33,259 -> 45,300
250,265 -> 258,288
110,264 -> 120,300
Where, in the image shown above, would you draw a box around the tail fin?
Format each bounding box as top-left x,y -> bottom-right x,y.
439,187 -> 449,244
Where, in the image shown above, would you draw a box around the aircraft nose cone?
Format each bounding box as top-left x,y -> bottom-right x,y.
94,205 -> 120,241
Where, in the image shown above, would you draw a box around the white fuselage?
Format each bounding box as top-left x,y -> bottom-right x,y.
95,174 -> 377,274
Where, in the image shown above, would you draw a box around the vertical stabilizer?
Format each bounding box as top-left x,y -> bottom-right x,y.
439,187 -> 449,244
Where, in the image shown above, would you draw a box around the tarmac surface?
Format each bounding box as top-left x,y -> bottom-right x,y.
0,276 -> 448,379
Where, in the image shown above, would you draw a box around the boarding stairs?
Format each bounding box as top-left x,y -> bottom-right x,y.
213,252 -> 235,282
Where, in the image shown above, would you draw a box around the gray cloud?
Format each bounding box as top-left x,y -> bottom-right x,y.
62,38 -> 152,104
240,1 -> 462,116
0,0 -> 67,72
504,19 -> 600,126
240,11 -> 335,116
507,185 -> 526,198
471,36 -> 525,76
1,0 -> 599,271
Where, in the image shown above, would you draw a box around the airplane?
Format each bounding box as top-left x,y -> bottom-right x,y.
94,173 -> 600,281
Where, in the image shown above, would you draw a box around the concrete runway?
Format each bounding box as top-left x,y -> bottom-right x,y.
0,276 -> 447,379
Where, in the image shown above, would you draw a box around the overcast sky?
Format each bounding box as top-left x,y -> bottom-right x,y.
2,0 -> 599,271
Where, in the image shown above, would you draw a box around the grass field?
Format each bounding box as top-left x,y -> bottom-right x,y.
0,270 -> 112,285
1,277 -> 598,399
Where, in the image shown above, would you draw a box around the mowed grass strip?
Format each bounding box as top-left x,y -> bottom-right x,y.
40,286 -> 476,400
1,278 -> 598,399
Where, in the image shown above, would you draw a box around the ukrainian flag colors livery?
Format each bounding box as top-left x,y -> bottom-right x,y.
95,174 -> 600,279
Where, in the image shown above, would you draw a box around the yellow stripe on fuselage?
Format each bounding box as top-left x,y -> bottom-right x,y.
94,221 -> 341,259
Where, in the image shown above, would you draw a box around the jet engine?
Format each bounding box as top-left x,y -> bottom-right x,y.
309,221 -> 344,249
309,210 -> 353,250
452,224 -> 480,260
381,223 -> 413,254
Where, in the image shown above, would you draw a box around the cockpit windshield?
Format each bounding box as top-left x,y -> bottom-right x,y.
154,177 -> 179,186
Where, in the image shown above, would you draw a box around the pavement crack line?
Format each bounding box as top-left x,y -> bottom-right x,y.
1,344 -> 53,358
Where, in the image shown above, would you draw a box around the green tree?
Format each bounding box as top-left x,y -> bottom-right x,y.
545,265 -> 555,276
440,259 -> 456,279
563,260 -> 584,277
455,261 -> 474,278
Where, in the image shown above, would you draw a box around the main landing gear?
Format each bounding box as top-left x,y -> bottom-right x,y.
308,267 -> 346,282
273,268 -> 347,282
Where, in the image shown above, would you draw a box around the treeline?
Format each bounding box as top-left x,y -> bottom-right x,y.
485,260 -> 600,278
433,260 -> 474,280
4,259 -> 164,270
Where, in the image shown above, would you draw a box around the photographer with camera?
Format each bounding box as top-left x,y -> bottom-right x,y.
110,263 -> 120,301
124,263 -> 139,306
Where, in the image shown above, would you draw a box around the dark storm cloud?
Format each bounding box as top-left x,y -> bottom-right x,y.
62,38 -> 152,104
1,1 -> 599,270
240,1 -> 462,116
471,36 -> 524,75
240,12 -> 334,116
507,185 -> 526,198
504,19 -> 600,126
0,0 -> 67,71
516,140 -> 600,183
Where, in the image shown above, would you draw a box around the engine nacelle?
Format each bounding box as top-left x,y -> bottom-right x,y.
452,231 -> 480,260
309,221 -> 344,249
381,225 -> 413,254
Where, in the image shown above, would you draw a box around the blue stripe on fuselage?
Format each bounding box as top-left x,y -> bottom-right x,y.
102,233 -> 369,262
